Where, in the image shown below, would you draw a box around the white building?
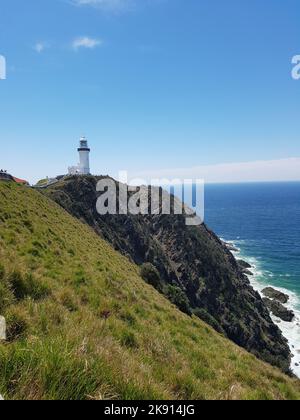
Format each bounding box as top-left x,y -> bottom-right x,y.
68,136 -> 91,175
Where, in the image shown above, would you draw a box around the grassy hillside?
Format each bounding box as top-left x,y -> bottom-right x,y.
42,175 -> 291,371
0,182 -> 299,400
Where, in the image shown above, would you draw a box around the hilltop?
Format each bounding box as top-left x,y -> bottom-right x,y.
42,175 -> 291,372
0,181 -> 300,400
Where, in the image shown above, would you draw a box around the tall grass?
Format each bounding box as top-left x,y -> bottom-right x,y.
0,182 -> 299,400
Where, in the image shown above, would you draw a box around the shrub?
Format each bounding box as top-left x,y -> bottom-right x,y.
73,270 -> 88,287
120,331 -> 138,349
165,285 -> 192,316
193,308 -> 224,334
140,263 -> 162,291
119,310 -> 136,326
8,271 -> 50,301
22,219 -> 34,232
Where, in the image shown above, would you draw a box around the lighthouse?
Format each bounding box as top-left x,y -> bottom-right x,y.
78,136 -> 90,175
68,136 -> 91,175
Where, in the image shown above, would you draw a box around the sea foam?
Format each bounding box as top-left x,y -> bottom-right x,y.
225,239 -> 300,378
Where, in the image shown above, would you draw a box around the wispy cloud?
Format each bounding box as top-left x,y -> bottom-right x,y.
33,42 -> 47,53
71,0 -> 165,14
72,0 -> 133,13
72,36 -> 103,51
128,158 -> 300,184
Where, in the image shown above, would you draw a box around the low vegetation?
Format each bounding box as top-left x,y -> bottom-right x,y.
0,182 -> 300,400
43,175 -> 291,371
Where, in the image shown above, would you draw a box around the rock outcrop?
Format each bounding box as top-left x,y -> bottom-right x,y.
42,175 -> 292,372
237,260 -> 254,276
263,298 -> 295,323
222,241 -> 239,252
238,260 -> 252,270
262,287 -> 289,305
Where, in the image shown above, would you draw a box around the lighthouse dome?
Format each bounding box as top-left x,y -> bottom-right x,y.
79,136 -> 88,149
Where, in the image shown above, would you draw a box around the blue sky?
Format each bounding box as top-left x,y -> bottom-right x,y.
0,0 -> 300,183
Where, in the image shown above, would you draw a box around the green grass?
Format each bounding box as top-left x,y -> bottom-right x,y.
0,182 -> 300,400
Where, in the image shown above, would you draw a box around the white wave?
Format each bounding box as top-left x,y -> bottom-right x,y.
229,239 -> 300,378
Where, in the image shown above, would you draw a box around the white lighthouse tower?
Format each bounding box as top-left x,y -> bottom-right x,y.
78,136 -> 90,175
68,136 -> 91,175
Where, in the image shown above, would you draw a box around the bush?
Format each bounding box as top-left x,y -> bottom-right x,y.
140,263 -> 162,291
165,285 -> 192,316
8,271 -> 50,301
120,331 -> 138,348
193,308 -> 224,334
119,310 -> 136,326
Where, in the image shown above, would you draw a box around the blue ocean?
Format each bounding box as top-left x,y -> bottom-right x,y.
204,182 -> 300,374
204,182 -> 300,300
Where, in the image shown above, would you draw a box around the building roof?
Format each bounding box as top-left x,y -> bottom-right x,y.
13,177 -> 29,185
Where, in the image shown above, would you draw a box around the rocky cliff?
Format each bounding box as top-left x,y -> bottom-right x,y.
42,175 -> 291,372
